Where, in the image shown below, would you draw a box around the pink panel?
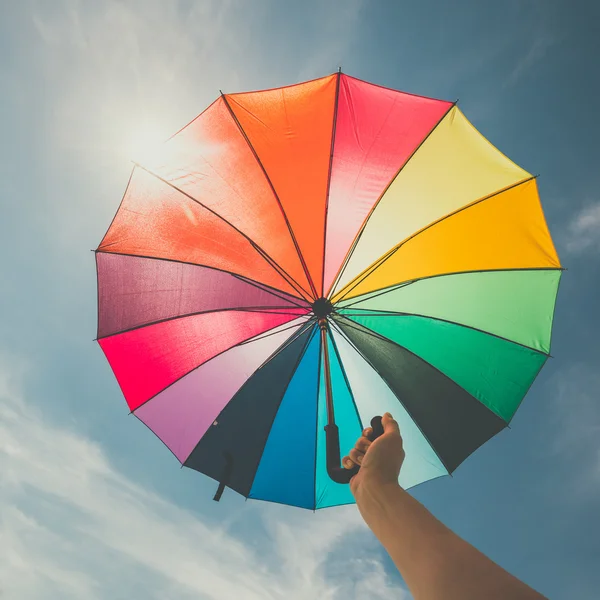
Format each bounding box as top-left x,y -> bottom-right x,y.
134,319 -> 308,462
98,309 -> 308,411
323,75 -> 452,295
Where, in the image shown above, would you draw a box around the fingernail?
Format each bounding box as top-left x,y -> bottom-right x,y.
357,455 -> 363,464
385,412 -> 393,418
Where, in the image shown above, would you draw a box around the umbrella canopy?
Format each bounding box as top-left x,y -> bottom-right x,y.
96,72 -> 561,510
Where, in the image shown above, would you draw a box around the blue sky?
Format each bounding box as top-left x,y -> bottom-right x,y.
1,0 -> 599,598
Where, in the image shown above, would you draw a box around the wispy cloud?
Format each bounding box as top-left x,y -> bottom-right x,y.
0,354 -> 409,599
504,30 -> 559,88
548,363 -> 600,500
562,201 -> 600,255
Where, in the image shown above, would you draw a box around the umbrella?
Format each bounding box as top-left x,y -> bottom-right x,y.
96,72 -> 562,510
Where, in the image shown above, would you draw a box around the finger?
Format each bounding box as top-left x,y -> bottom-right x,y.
355,436 -> 372,453
349,448 -> 365,465
342,456 -> 354,469
382,412 -> 400,435
362,427 -> 373,438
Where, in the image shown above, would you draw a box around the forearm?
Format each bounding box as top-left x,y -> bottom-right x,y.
355,482 -> 546,600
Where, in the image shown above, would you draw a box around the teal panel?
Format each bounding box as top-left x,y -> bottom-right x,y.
315,334 -> 363,508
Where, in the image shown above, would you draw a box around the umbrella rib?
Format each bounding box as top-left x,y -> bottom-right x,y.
329,318 -> 453,475
128,317 -> 312,414
220,93 -> 319,300
333,175 -> 538,303
132,163 -> 314,302
326,101 -> 457,299
338,308 -> 551,357
96,307 -> 310,341
320,69 -> 342,298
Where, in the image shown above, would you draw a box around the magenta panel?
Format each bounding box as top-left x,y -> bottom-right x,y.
98,309 -> 308,410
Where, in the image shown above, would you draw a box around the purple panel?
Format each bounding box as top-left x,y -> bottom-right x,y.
133,317 -> 309,462
97,252 -> 308,338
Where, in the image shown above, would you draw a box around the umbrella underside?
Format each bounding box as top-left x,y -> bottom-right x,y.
96,73 -> 561,509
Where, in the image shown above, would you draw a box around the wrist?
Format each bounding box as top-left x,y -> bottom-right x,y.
353,477 -> 402,511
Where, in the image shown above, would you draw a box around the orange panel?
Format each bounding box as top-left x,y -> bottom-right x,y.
98,168 -> 305,298
339,179 -> 561,299
226,75 -> 338,297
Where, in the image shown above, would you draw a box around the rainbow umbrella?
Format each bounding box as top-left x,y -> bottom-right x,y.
96,72 -> 561,509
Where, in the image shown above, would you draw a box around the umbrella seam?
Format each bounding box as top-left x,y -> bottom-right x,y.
220,94 -> 320,300
320,69 -> 342,297
95,249 -> 309,308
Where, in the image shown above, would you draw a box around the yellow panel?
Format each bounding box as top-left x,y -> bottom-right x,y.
331,106 -> 531,298
334,179 -> 561,300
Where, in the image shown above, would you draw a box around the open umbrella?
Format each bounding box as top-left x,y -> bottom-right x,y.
96,72 -> 561,509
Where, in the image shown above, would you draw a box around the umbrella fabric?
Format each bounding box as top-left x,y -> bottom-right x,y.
96,73 -> 561,509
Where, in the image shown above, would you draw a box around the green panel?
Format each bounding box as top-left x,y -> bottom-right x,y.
343,313 -> 547,422
337,269 -> 561,353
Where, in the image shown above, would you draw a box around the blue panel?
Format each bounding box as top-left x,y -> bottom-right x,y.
249,331 -> 320,509
315,335 -> 363,509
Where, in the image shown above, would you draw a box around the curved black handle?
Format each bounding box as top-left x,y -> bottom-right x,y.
326,416 -> 385,484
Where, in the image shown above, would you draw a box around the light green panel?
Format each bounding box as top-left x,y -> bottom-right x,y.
338,269 -> 561,353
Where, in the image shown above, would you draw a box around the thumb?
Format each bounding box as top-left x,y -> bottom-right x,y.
382,412 -> 400,435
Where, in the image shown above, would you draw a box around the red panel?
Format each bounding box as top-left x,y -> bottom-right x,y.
98,168 -> 304,298
98,309 -> 308,410
226,75 -> 338,297
323,75 -> 452,295
141,97 -> 312,297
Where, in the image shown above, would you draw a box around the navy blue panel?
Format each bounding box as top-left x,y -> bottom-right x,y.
184,325 -> 315,497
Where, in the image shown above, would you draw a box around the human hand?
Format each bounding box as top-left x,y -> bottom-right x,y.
342,413 -> 405,497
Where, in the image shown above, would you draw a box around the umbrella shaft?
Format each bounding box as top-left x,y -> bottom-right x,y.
319,318 -> 336,426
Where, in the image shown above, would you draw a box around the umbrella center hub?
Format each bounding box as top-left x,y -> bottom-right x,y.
312,297 -> 333,320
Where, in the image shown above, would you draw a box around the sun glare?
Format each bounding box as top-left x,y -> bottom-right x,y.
125,121 -> 171,166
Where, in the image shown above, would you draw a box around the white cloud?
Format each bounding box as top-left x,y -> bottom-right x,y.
563,202 -> 600,255
0,355 -> 409,599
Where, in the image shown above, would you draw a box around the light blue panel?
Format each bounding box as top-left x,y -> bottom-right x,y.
315,335 -> 363,508
331,329 -> 448,489
249,332 -> 320,509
